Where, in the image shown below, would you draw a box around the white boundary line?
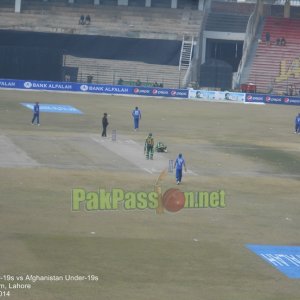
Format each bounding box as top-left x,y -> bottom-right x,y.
143,168 -> 153,174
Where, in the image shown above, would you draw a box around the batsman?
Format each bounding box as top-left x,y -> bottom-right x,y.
144,133 -> 154,160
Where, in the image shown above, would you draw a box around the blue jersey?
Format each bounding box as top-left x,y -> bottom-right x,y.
33,103 -> 39,114
296,116 -> 300,125
175,157 -> 185,170
132,109 -> 141,119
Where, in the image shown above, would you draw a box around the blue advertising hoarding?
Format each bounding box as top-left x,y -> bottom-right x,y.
246,93 -> 300,105
1,78 -> 300,105
131,86 -> 188,98
0,79 -> 188,99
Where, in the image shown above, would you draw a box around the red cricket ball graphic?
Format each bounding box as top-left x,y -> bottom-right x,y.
162,188 -> 185,212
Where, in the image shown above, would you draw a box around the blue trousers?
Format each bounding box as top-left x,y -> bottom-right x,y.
134,118 -> 139,129
32,113 -> 39,124
176,168 -> 183,182
296,123 -> 300,133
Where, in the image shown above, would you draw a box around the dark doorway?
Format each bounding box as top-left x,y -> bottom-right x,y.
205,39 -> 243,72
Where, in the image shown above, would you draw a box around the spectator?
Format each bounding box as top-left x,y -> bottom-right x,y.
79,15 -> 85,25
265,32 -> 271,45
85,15 -> 91,25
87,75 -> 93,83
118,78 -> 124,85
276,37 -> 286,46
276,38 -> 281,46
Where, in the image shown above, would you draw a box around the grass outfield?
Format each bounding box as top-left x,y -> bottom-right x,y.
0,89 -> 299,300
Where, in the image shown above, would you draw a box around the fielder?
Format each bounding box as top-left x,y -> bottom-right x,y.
144,133 -> 154,160
174,153 -> 187,185
295,113 -> 300,134
31,102 -> 40,126
132,106 -> 141,130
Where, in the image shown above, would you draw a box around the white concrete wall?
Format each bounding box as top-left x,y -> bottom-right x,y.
15,0 -> 21,13
118,0 -> 129,5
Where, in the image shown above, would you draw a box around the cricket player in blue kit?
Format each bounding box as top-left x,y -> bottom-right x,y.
132,107 -> 141,130
174,153 -> 187,185
31,102 -> 40,126
295,113 -> 300,134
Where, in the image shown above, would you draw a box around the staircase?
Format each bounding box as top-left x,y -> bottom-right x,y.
179,35 -> 194,71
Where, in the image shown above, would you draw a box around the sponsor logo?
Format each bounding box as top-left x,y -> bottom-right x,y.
174,91 -> 188,96
24,82 -> 73,90
152,89 -> 158,95
88,86 -> 104,92
24,82 -> 32,88
80,85 -> 88,92
21,103 -> 83,114
266,96 -> 271,102
0,81 -> 16,87
156,90 -> 169,96
289,99 -> 300,104
48,83 -> 72,90
269,97 -> 282,102
134,88 -> 151,94
105,87 -> 129,93
284,97 -> 290,103
246,95 -> 264,102
246,244 -> 300,279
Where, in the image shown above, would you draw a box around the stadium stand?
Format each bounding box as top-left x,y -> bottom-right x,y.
247,16 -> 300,95
199,3 -> 252,90
205,13 -> 249,33
4,0 -> 300,93
0,0 -> 203,87
210,0 -> 255,15
64,56 -> 185,88
4,1 -> 202,39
